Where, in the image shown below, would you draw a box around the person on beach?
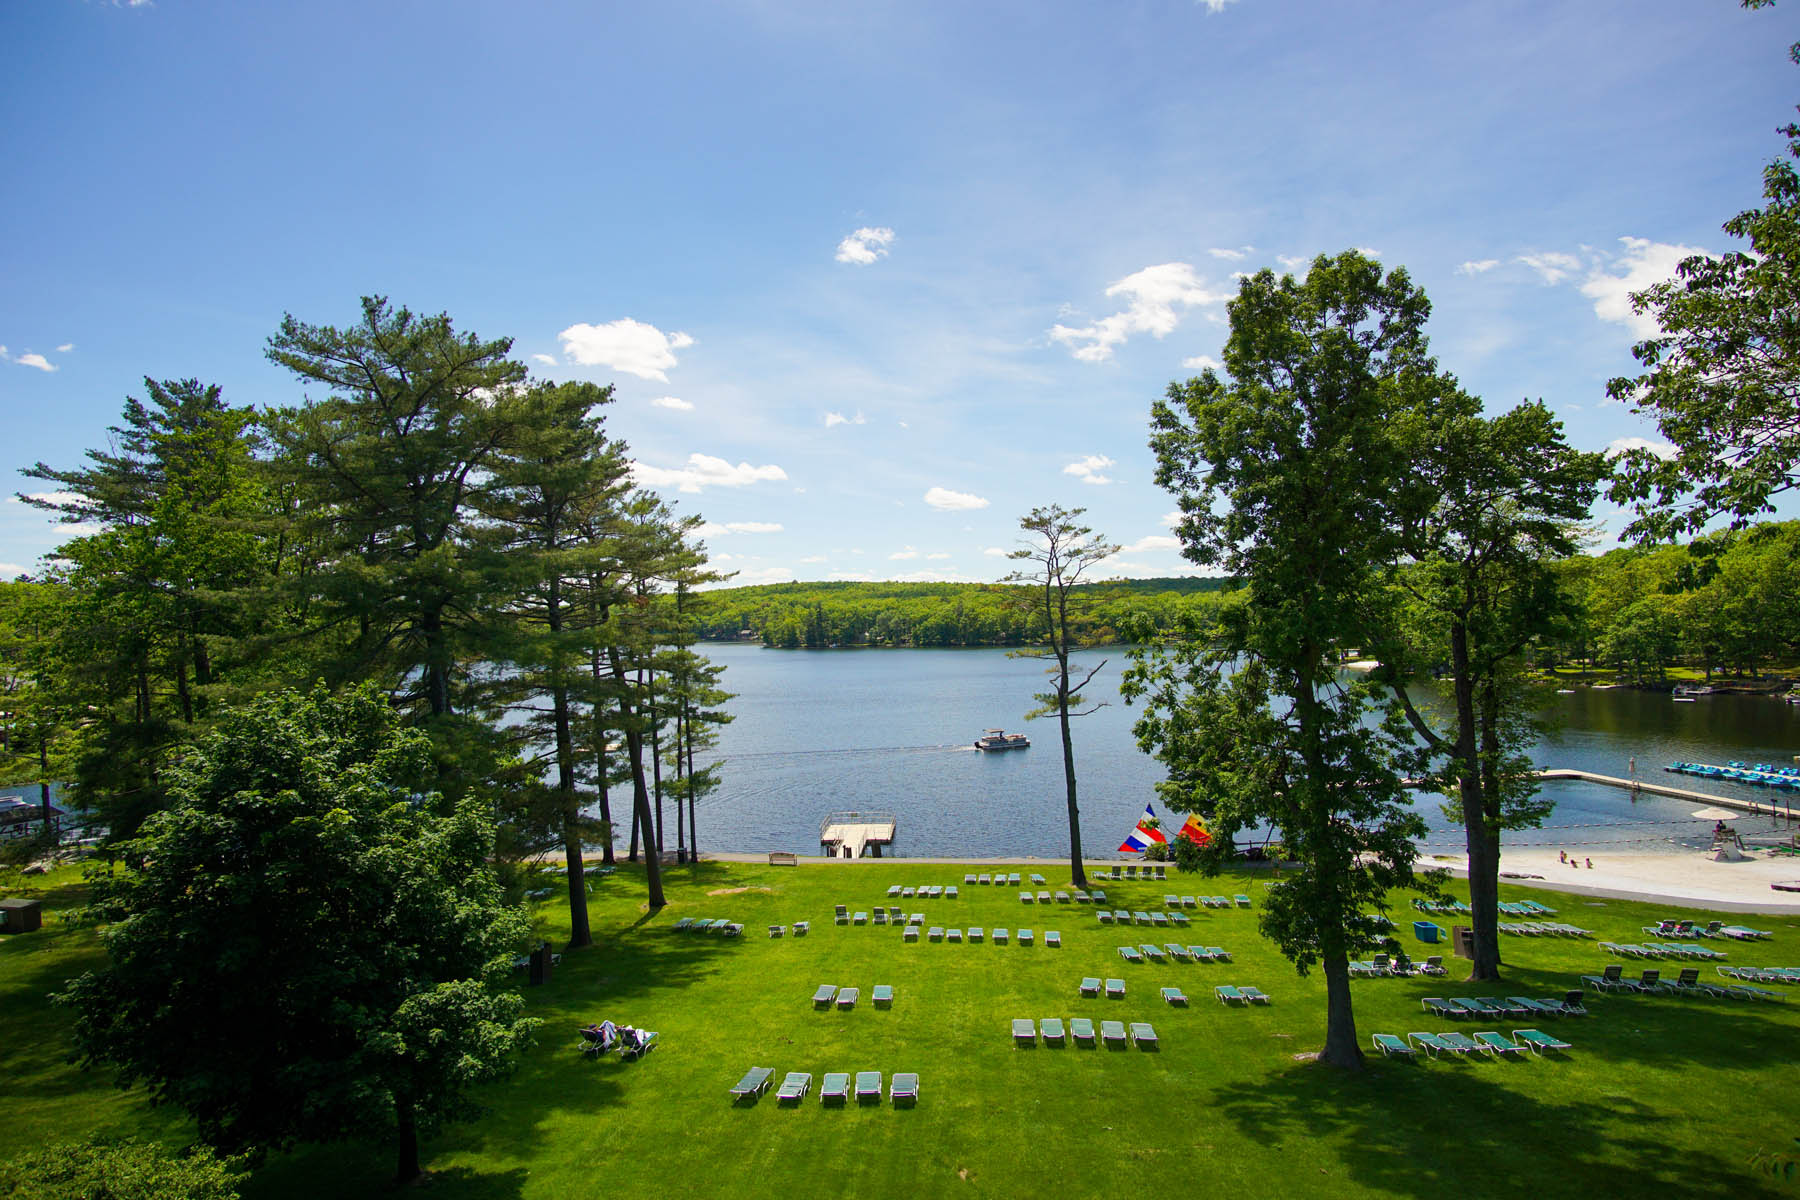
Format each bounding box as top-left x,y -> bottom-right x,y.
1585,857 -> 1593,869
1560,850 -> 1568,863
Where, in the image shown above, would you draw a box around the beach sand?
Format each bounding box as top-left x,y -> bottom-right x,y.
1422,845 -> 1800,914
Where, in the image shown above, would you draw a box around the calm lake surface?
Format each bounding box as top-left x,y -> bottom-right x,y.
684,643 -> 1800,859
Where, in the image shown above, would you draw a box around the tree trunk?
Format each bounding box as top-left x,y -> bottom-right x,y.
1450,616 -> 1503,980
1317,953 -> 1365,1070
685,704 -> 699,863
421,608 -> 452,717
609,648 -> 664,907
1058,680 -> 1087,888
394,1094 -> 421,1185
594,709 -> 616,866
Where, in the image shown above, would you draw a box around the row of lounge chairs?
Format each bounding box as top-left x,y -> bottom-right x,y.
810,984 -> 895,1009
1013,1017 -> 1158,1047
765,922 -> 809,937
1717,965 -> 1800,985
1097,909 -> 1191,927
1351,953 -> 1446,978
1082,864 -> 1168,881
1422,993 -> 1587,1020
731,1068 -> 919,1106
1214,984 -> 1270,1005
884,885 -> 958,900
1582,964 -> 1789,1000
1080,976 -> 1129,998
963,872 -> 1024,886
671,917 -> 743,936
1375,1029 -> 1572,1058
1600,940 -> 1727,960
1646,918 -> 1771,940
1116,943 -> 1231,963
901,926 -> 1063,946
1500,921 -> 1593,937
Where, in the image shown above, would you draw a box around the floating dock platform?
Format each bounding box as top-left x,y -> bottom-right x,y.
820,811 -> 897,859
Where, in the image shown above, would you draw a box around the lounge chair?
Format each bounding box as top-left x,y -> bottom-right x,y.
946,886 -> 959,899
1105,977 -> 1126,999
890,1072 -> 919,1105
1091,889 -> 1108,904
1140,943 -> 1166,961
1371,1033 -> 1415,1058
1073,890 -> 1090,904
1508,996 -> 1559,1017
873,984 -> 894,1007
1181,895 -> 1197,908
820,1072 -> 850,1104
1132,911 -> 1154,926
873,910 -> 888,926
1036,892 -> 1051,905
768,924 -> 785,938
1421,997 -> 1457,1019
1449,997 -> 1497,1018
1189,945 -> 1213,962
1513,1028 -> 1572,1055
1169,912 -> 1190,927
1636,969 -> 1668,994
1101,1019 -> 1128,1047
1118,946 -> 1144,963
1162,986 -> 1188,1006
947,928 -> 963,942
978,873 -> 991,886
969,926 -> 985,942
776,1071 -> 812,1102
929,926 -> 944,942
1419,955 -> 1447,976
903,926 -> 919,943
1008,873 -> 1021,885
1045,930 -> 1062,948
1165,894 -> 1181,908
1030,872 -> 1046,885
1055,891 -> 1070,904
1070,1017 -> 1096,1045
1019,929 -> 1034,946
1472,1031 -> 1524,1057
1041,1017 -> 1066,1045
837,987 -> 859,1010
1405,1031 -> 1456,1058
1150,913 -> 1170,928
1166,943 -> 1191,961
1098,910 -> 1115,925
812,984 -> 838,1008
964,873 -> 977,885
1207,947 -> 1231,961
1020,891 -> 1034,904
1080,977 -> 1101,997
927,886 -> 943,898
1215,984 -> 1246,1005
835,904 -> 848,924
888,884 -> 902,897
994,928 -> 1009,944
1241,986 -> 1271,1005
1235,894 -> 1252,907
1557,990 -> 1589,1016
909,913 -> 924,925
853,911 -> 867,925
794,920 -> 809,936
730,1066 -> 774,1103
1012,1018 -> 1037,1045
855,1071 -> 882,1104
1113,910 -> 1131,924
1130,1021 -> 1159,1048
1436,1031 -> 1481,1055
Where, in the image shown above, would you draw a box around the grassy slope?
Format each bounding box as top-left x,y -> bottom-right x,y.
2,860 -> 1797,1199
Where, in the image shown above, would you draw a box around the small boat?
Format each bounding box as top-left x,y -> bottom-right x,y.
1673,684 -> 1713,697
974,729 -> 1030,751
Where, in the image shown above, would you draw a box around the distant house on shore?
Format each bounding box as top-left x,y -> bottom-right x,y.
0,795 -> 67,841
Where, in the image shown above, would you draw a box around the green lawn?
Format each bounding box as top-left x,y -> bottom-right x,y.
3,859 -> 1798,1199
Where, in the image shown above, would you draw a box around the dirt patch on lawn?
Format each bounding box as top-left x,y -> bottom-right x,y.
706,886 -> 774,896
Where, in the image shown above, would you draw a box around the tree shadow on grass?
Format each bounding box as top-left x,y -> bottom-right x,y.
1205,1060 -> 1788,1200
244,1152 -> 530,1200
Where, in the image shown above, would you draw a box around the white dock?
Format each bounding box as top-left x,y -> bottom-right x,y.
820,811 -> 897,859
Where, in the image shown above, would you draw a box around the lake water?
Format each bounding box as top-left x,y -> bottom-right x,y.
682,643 -> 1800,859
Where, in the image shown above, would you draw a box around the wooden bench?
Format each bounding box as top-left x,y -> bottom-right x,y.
768,851 -> 798,866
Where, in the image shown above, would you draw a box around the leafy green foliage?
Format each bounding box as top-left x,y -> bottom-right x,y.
0,1138 -> 243,1200
56,686 -> 537,1183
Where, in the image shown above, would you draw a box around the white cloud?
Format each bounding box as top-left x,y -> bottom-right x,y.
1456,259 -> 1500,276
1160,510 -> 1181,528
1063,454 -> 1115,485
828,571 -> 876,582
927,552 -> 950,560
1276,255 -> 1308,271
1208,245 -> 1253,260
651,395 -> 694,411
15,491 -> 81,507
728,566 -> 796,586
55,343 -> 74,353
1580,237 -> 1706,340
531,353 -> 557,366
799,554 -> 827,563
1117,535 -> 1182,554
13,352 -> 56,373
1181,354 -> 1221,371
1196,0 -> 1237,11
1354,247 -> 1382,258
0,563 -> 26,580
1605,436 -> 1675,460
697,521 -> 784,537
923,486 -> 989,511
983,547 -> 1008,557
557,318 -> 694,382
1050,262 -> 1232,363
889,546 -> 921,560
1517,251 -> 1583,285
824,410 -> 867,428
629,453 -> 788,493
835,226 -> 895,265
890,567 -> 976,583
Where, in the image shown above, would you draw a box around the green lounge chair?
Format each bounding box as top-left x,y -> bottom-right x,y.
855,1071 -> 882,1104
776,1071 -> 812,1102
1037,891 -> 1052,904
1098,910 -> 1115,925
730,1066 -> 774,1103
1041,1017 -> 1066,1045
978,873 -> 991,886
1472,1031 -> 1524,1057
1007,873 -> 1021,886
1421,997 -> 1456,1018
873,910 -> 888,926
1118,945 -> 1144,963
890,1072 -> 919,1105
1215,984 -> 1246,1005
1091,889 -> 1108,904
1166,943 -> 1191,961
1449,997 -> 1489,1018
873,984 -> 894,1007
1112,909 -> 1131,924
1073,890 -> 1090,904
1436,1032 -> 1481,1055
821,1072 -> 850,1104
946,927 -> 962,942
1080,977 -> 1101,997
994,928 -> 1009,944
964,873 -> 977,885
946,886 -> 959,899
1508,996 -> 1558,1017
1513,1028 -> 1572,1055
1101,1019 -> 1128,1047
903,926 -> 919,943
812,985 -> 837,1008
1045,931 -> 1062,948
969,926 -> 985,942
1129,1021 -> 1158,1048
1161,986 -> 1187,1006
672,917 -> 694,931
1207,947 -> 1231,961
1235,894 -> 1253,907
1030,873 -> 1046,885
1105,977 -> 1125,999
1181,895 -> 1197,908
901,887 -> 916,899
1371,1033 -> 1415,1057
1070,1017 -> 1096,1045
1020,891 -> 1034,904
1140,943 -> 1166,961
1241,986 -> 1271,1005
1012,1018 -> 1036,1045
1165,894 -> 1181,908
1150,913 -> 1170,928
928,926 -> 944,942
1132,911 -> 1153,925
1055,891 -> 1070,904
1557,990 -> 1589,1016
793,920 -> 810,936
1406,1031 -> 1457,1058
853,911 -> 867,925
1169,912 -> 1191,927
836,987 -> 859,1010
1019,929 -> 1034,946
835,905 -> 848,925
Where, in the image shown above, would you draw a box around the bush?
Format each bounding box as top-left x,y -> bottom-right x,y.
0,1139 -> 243,1200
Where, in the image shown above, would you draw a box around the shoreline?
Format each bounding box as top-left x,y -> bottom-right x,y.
669,845 -> 1800,915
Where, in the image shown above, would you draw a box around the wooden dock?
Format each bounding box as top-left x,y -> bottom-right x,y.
819,811 -> 897,859
1534,769 -> 1796,820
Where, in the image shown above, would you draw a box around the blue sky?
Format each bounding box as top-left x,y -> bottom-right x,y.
3,0 -> 1796,584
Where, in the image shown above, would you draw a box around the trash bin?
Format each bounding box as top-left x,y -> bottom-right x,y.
529,942 -> 554,986
1412,919 -> 1442,944
1452,925 -> 1475,959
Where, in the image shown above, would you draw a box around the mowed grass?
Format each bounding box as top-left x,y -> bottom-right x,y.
3,859 -> 1799,1199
